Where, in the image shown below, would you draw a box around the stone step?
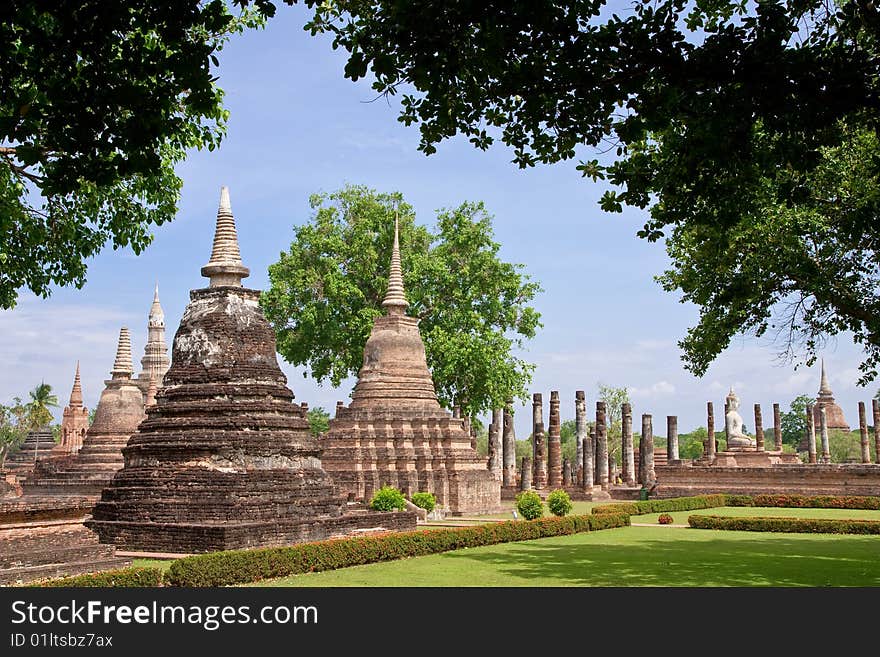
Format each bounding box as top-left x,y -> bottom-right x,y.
0,523 -> 98,554
0,556 -> 132,586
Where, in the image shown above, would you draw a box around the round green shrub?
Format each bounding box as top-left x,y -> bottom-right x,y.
411,492 -> 436,513
516,490 -> 544,520
370,485 -> 407,512
546,489 -> 573,517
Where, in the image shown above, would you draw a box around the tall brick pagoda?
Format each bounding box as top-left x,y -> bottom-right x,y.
57,361 -> 90,455
321,219 -> 501,514
25,328 -> 146,495
87,187 -> 415,552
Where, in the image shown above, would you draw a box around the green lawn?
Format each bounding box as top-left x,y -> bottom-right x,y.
131,558 -> 173,572
636,506 -> 880,525
244,523 -> 880,587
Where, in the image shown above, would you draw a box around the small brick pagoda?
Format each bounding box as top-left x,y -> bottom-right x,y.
25,328 -> 146,496
321,219 -> 501,514
87,187 -> 415,553
813,359 -> 850,431
57,362 -> 90,455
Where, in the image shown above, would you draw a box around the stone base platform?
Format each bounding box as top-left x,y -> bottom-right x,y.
0,520 -> 131,586
655,462 -> 880,498
86,509 -> 419,553
701,450 -> 801,467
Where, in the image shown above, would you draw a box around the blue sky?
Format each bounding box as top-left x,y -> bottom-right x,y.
0,5 -> 872,438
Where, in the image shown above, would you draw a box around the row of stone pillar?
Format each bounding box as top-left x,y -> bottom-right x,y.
803,399 -> 880,464
505,391 -> 666,491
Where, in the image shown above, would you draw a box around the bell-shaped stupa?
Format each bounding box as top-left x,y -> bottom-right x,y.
87,188 -> 415,552
25,328 -> 146,495
321,218 -> 502,513
812,359 -> 850,431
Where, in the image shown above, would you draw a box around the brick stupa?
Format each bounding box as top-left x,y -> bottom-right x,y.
87,187 -> 415,552
813,359 -> 850,431
321,218 -> 501,514
25,328 -> 146,496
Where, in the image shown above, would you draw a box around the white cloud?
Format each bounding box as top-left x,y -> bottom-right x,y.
631,380 -> 676,398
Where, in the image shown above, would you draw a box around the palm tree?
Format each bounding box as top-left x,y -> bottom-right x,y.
26,382 -> 58,431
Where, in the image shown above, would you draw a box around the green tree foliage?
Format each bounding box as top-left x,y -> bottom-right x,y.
658,126 -> 880,382
26,382 -> 58,430
306,406 -> 330,437
0,2 -> 263,308
560,418 -> 577,464
598,384 -> 630,460
296,0 -> 880,380
261,185 -> 542,416
781,395 -> 814,448
0,398 -> 28,468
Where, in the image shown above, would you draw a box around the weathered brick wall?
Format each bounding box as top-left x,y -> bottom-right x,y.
655,463 -> 880,497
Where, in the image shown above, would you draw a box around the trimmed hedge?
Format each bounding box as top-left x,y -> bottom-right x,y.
592,494 -> 727,516
31,567 -> 164,588
688,514 -> 880,534
724,494 -> 880,510
166,513 -> 630,587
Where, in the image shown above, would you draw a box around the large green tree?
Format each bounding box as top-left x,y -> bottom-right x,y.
781,394 -> 813,448
285,0 -> 880,381
261,185 -> 542,417
0,2 -> 261,308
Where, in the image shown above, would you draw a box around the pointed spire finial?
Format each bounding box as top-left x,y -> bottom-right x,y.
110,327 -> 134,379
153,281 -> 159,302
819,358 -> 832,395
381,213 -> 409,315
201,185 -> 250,287
69,361 -> 83,407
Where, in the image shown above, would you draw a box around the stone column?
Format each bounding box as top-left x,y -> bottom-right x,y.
859,401 -> 871,464
595,402 -> 609,489
819,406 -> 831,463
520,456 -> 533,491
547,391 -> 563,487
642,414 -> 655,484
637,422 -> 645,484
532,393 -> 543,481
873,399 -> 880,465
502,401 -> 517,487
707,402 -> 717,458
575,391 -> 586,486
806,403 -> 818,464
563,459 -> 572,486
622,403 -> 635,485
582,428 -> 594,490
488,407 -> 503,477
534,422 -> 548,489
773,403 -> 782,451
667,415 -> 679,462
754,404 -> 764,452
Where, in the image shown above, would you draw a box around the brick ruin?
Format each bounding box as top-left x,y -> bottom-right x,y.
320,218 -> 501,514
86,187 -> 417,552
506,384 -> 880,500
